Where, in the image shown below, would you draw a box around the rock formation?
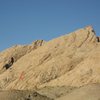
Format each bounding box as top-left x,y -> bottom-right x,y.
0,26 -> 100,100
0,40 -> 45,70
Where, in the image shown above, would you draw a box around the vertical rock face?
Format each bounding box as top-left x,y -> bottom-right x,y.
0,25 -> 100,92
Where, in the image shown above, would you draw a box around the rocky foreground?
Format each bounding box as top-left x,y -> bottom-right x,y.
0,26 -> 100,100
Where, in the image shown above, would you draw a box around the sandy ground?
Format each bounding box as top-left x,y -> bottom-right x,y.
56,84 -> 100,100
1,84 -> 100,100
0,90 -> 53,100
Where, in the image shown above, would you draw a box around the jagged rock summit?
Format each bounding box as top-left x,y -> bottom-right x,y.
0,25 -> 100,100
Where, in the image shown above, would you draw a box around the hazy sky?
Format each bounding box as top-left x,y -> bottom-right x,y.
0,0 -> 100,51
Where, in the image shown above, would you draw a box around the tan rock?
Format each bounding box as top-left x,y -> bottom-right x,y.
0,26 -> 100,92
0,40 -> 45,70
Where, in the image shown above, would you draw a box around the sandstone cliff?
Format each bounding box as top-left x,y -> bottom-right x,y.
0,26 -> 100,100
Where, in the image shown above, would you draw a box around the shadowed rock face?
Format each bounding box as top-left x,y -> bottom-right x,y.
97,36 -> 100,42
0,26 -> 100,100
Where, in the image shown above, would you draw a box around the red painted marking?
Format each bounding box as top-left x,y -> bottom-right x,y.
19,71 -> 25,80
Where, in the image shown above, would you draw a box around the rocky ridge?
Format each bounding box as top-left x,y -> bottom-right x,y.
0,26 -> 100,100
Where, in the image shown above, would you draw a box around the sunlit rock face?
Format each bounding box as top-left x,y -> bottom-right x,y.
0,26 -> 100,100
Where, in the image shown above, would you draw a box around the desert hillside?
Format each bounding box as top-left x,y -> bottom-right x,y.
0,26 -> 100,100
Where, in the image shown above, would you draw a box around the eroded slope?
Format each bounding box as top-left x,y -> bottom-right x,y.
0,26 -> 100,90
